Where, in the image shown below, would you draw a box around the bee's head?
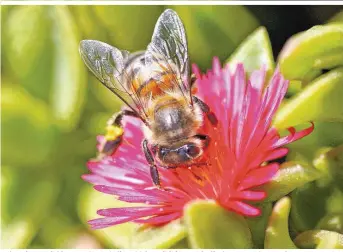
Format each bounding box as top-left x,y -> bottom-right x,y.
155,136 -> 209,166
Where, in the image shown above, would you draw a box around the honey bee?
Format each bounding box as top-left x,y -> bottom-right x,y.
79,9 -> 217,188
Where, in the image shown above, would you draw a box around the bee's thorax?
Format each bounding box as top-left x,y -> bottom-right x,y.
147,96 -> 202,145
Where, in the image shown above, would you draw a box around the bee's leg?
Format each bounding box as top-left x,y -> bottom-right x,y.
192,96 -> 218,126
98,110 -> 139,159
142,139 -> 161,188
107,109 -> 139,127
190,73 -> 197,87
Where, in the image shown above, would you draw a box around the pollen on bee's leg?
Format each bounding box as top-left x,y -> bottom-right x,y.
105,125 -> 124,141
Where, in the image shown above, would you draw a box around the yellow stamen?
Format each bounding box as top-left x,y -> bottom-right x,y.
105,125 -> 124,141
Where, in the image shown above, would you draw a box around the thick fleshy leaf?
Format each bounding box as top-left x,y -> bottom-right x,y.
290,182 -> 332,232
245,203 -> 273,248
278,23 -> 343,81
184,200 -> 253,249
69,6 -> 108,40
258,161 -> 322,202
326,187 -> 343,215
329,11 -> 343,23
226,26 -> 275,75
50,6 -> 86,132
78,185 -> 186,249
37,210 -> 102,249
316,213 -> 343,234
313,145 -> 343,191
3,6 -> 54,102
170,6 -> 259,70
274,68 -> 343,129
286,122 -> 343,161
1,169 -> 59,248
1,85 -> 58,168
170,239 -> 189,248
264,197 -> 297,249
93,6 -> 164,51
294,230 -> 343,249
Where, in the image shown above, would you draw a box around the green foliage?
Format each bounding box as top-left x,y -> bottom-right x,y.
294,230 -> 343,249
2,5 -> 343,249
169,6 -> 259,70
274,67 -> 343,128
278,23 -> 343,81
245,203 -> 273,248
227,27 -> 275,75
260,161 -> 322,202
184,200 -> 253,249
264,197 -> 297,249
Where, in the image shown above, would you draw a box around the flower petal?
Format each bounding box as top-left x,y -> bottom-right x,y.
238,163 -> 279,191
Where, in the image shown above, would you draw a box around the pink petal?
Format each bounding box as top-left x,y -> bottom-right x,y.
134,212 -> 182,225
231,190 -> 266,201
274,122 -> 314,147
238,163 -> 279,191
224,200 -> 261,217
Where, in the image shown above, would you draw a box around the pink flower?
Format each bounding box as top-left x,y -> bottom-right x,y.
82,58 -> 314,229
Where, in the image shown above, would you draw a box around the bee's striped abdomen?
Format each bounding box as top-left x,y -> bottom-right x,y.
124,53 -> 180,99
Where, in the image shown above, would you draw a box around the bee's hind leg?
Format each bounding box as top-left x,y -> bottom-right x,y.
142,139 -> 162,189
97,110 -> 139,159
192,96 -> 218,126
190,73 -> 197,87
107,109 -> 139,127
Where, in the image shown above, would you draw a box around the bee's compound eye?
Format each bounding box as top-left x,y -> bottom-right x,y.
185,144 -> 201,157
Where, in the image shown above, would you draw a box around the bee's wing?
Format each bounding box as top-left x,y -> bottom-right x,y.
145,9 -> 191,101
79,40 -> 149,122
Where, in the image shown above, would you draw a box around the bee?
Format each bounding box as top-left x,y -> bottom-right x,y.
79,9 -> 217,188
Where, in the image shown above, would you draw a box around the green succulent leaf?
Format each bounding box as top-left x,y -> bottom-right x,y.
93,6 -> 164,52
286,122 -> 343,161
326,187 -> 343,214
278,23 -> 343,81
170,6 -> 259,70
78,185 -> 186,249
329,11 -> 343,23
294,230 -> 343,249
3,6 -> 54,102
264,197 -> 297,249
50,6 -> 86,132
313,145 -> 343,191
274,68 -> 343,129
246,203 -> 273,248
37,211 -> 82,248
290,182 -> 333,232
316,213 -> 343,234
69,6 -> 108,40
1,85 -> 58,168
227,26 -> 275,75
170,239 -> 189,248
259,161 -> 322,202
1,168 -> 59,249
184,200 -> 253,249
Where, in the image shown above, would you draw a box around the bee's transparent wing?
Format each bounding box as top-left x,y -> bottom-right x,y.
145,9 -> 191,101
79,40 -> 148,121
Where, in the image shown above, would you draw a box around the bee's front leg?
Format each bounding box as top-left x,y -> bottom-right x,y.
192,96 -> 218,126
97,110 -> 139,159
142,139 -> 162,189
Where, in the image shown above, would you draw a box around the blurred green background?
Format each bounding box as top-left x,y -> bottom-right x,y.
1,5 -> 343,249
